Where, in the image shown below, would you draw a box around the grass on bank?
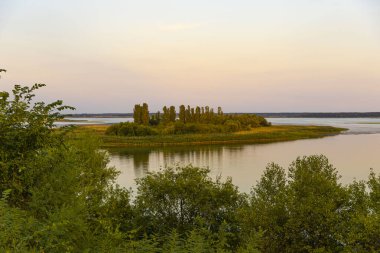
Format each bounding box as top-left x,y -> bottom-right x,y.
73,125 -> 346,148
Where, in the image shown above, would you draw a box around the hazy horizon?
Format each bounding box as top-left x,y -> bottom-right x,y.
1,0 -> 380,113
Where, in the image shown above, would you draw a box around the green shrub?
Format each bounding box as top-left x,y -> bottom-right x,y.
134,166 -> 243,242
224,120 -> 242,132
106,122 -> 158,136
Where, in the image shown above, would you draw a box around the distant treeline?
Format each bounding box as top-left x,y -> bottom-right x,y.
64,112 -> 380,118
256,112 -> 380,118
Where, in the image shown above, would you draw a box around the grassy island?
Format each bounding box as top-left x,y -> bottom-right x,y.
73,103 -> 346,147
77,124 -> 346,148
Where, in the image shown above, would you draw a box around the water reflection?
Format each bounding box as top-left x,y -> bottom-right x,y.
109,134 -> 380,193
109,145 -> 245,190
110,145 -> 226,172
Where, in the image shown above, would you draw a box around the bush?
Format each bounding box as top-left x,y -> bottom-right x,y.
134,166 -> 243,243
224,120 -> 242,132
225,114 -> 270,129
0,83 -> 122,252
105,122 -> 158,136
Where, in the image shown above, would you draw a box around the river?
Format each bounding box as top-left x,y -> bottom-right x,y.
95,118 -> 380,192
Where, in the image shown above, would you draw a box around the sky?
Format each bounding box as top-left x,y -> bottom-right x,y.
1,0 -> 380,113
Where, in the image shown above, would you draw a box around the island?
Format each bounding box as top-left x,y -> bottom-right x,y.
75,104 -> 346,148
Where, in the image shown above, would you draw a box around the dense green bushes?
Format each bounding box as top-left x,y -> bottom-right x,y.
0,84 -> 119,252
134,166 -> 242,241
106,122 -> 158,136
106,116 -> 269,137
125,156 -> 380,253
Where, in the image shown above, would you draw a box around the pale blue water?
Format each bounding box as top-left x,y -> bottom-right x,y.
56,117 -> 133,126
269,118 -> 380,134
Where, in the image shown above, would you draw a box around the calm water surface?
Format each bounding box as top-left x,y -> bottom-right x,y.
56,117 -> 133,126
107,118 -> 380,192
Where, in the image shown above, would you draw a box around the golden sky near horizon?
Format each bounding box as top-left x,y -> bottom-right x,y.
1,0 -> 380,112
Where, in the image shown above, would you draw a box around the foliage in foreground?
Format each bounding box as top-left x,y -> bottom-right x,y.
1,83 -> 380,252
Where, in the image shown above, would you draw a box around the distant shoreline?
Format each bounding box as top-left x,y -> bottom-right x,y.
64,112 -> 380,118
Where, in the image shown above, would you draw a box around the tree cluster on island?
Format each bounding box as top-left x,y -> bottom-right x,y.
106,103 -> 270,136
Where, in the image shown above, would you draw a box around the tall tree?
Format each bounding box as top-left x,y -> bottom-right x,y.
179,105 -> 186,123
217,106 -> 223,116
210,108 -> 215,121
285,155 -> 346,252
201,107 -> 205,123
162,106 -> 170,124
195,106 -> 201,122
142,103 -> 149,125
133,104 -> 142,124
186,105 -> 192,123
205,106 -> 210,123
169,106 -> 176,122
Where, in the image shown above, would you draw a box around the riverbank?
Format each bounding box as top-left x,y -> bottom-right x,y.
75,125 -> 346,148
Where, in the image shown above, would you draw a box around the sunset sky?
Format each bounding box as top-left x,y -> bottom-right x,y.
1,0 -> 380,113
